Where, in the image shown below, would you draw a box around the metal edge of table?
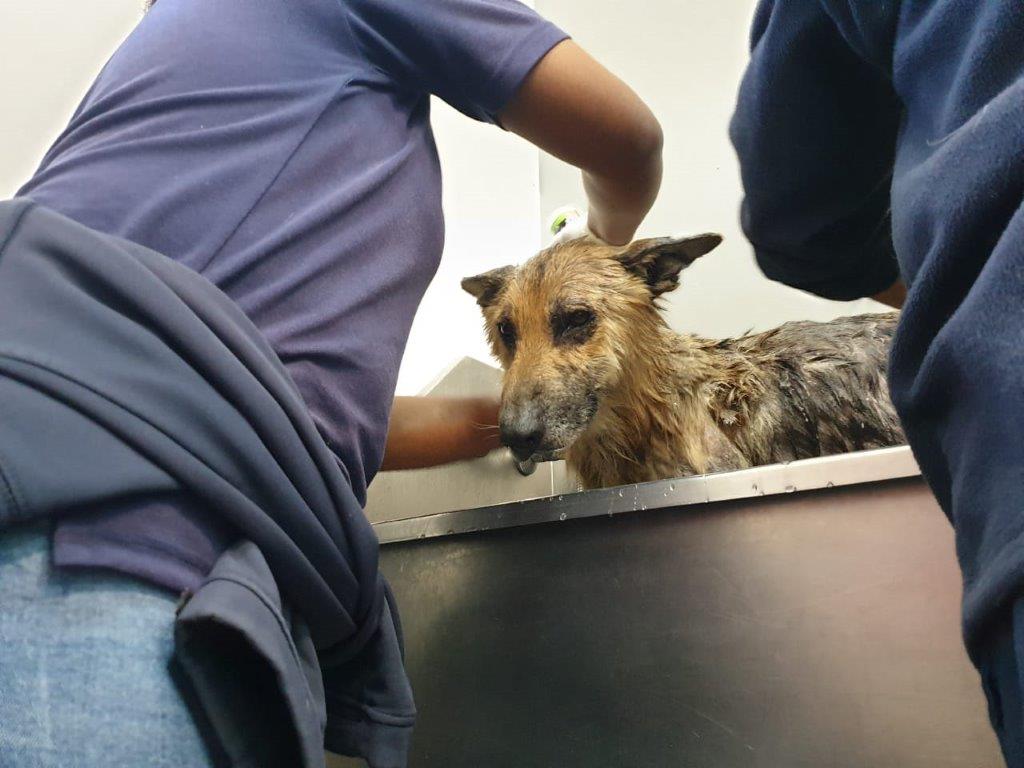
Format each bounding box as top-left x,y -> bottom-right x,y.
373,445 -> 921,545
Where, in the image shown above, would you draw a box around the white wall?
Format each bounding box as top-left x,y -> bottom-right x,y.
535,0 -> 886,340
0,2 -> 143,198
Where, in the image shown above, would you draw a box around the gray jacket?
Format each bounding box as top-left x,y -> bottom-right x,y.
0,200 -> 415,767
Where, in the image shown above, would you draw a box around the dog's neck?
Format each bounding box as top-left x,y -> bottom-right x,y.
569,317 -> 735,487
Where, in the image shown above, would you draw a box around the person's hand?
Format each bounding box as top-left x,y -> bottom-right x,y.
381,396 -> 501,471
548,206 -> 600,245
871,278 -> 907,309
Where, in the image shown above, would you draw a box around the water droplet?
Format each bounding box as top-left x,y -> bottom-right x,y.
751,484 -> 759,492
558,511 -> 567,521
617,489 -> 624,497
641,504 -> 647,511
669,483 -> 676,492
784,485 -> 797,493
826,481 -> 835,488
557,495 -> 564,501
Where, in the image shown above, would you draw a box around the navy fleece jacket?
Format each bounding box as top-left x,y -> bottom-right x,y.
731,0 -> 1024,655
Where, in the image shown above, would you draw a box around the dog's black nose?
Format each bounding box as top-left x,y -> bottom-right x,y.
501,424 -> 545,461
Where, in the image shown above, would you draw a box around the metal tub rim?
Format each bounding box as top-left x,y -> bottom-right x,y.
373,445 -> 921,544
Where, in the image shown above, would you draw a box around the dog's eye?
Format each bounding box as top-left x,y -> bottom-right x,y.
564,309 -> 594,329
497,319 -> 516,349
553,308 -> 596,343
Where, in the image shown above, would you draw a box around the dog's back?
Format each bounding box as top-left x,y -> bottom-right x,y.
703,312 -> 903,468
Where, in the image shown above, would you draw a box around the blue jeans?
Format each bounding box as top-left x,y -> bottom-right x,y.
0,521 -> 217,767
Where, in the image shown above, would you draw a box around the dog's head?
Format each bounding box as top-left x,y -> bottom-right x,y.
462,233 -> 722,462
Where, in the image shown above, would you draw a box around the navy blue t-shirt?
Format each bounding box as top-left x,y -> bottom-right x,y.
19,0 -> 565,590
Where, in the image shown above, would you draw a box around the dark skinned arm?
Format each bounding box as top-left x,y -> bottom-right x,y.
871,278 -> 906,309
381,396 -> 502,471
499,40 -> 663,246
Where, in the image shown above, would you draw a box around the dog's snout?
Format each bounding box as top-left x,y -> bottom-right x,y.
501,410 -> 545,461
502,426 -> 544,461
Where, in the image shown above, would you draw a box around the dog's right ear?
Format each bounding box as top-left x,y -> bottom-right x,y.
461,266 -> 514,308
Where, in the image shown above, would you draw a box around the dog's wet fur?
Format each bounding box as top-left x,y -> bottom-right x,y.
462,234 -> 905,489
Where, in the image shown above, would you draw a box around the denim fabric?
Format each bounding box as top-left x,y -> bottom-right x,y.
0,521 -> 217,768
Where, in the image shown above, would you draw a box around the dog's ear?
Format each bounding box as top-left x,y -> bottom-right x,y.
461,265 -> 514,307
615,233 -> 723,296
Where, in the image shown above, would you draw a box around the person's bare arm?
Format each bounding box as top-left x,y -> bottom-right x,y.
499,40 -> 663,246
871,278 -> 906,309
381,396 -> 501,471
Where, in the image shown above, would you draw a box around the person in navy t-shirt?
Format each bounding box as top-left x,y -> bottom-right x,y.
3,0 -> 663,763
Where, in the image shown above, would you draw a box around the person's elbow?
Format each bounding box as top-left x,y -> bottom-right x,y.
628,111 -> 664,171
743,202 -> 903,303
501,39 -> 663,182
598,109 -> 663,182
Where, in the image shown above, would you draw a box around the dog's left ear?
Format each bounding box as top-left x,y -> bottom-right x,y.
615,233 -> 723,296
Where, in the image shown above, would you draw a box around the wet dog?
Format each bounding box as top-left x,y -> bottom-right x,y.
462,234 -> 905,489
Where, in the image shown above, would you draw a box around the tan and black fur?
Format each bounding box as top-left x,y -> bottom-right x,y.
462,234 -> 904,489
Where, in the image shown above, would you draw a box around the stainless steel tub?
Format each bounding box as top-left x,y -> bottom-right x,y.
373,448 -> 1002,767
